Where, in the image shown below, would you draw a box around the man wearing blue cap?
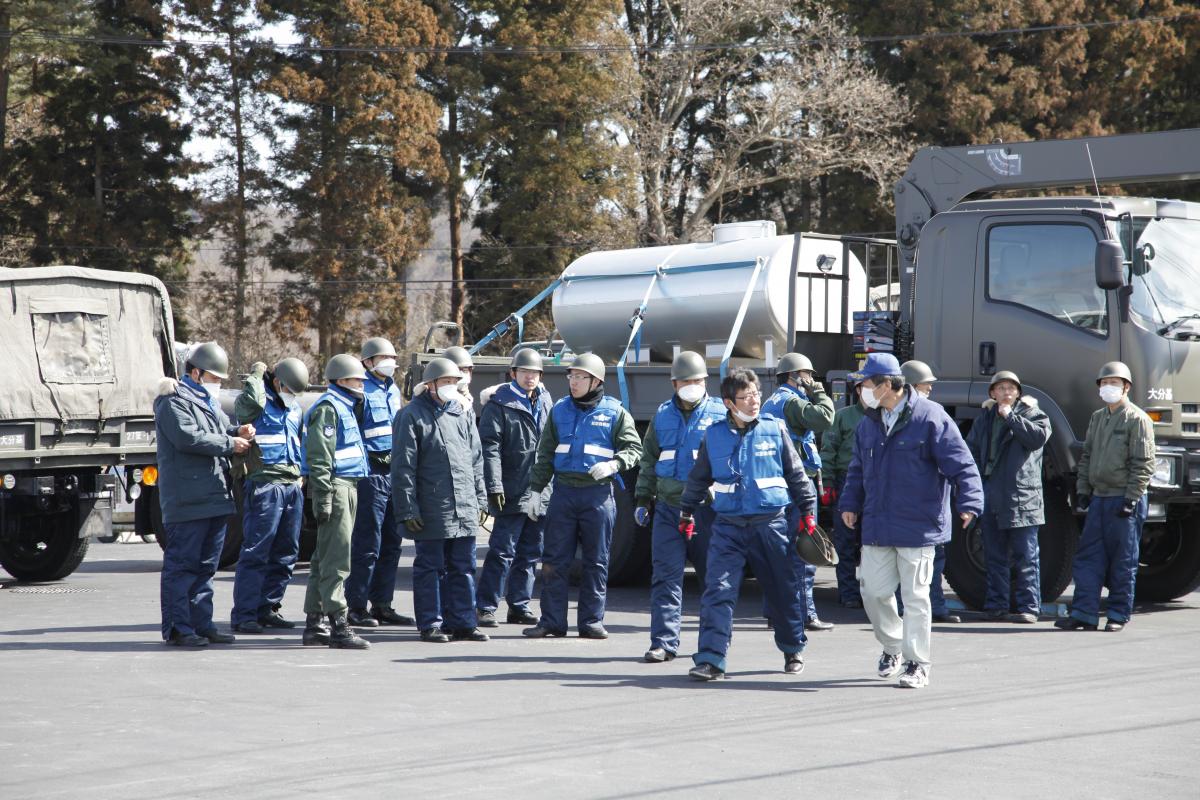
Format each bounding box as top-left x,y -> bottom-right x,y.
839,353 -> 983,688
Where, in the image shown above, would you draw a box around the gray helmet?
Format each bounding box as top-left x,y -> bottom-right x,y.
422,357 -> 465,384
1097,361 -> 1133,385
325,353 -> 368,382
901,360 -> 938,386
989,370 -> 1022,393
188,341 -> 230,380
361,337 -> 397,361
510,348 -> 544,372
795,521 -> 839,567
443,346 -> 474,369
273,357 -> 310,394
776,352 -> 814,377
671,350 -> 708,381
570,352 -> 606,383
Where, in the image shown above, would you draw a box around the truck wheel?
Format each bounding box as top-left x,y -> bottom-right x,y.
1136,513 -> 1200,602
945,482 -> 1078,610
0,508 -> 91,581
607,469 -> 651,586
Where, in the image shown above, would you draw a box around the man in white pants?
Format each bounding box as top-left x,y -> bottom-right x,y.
839,354 -> 983,688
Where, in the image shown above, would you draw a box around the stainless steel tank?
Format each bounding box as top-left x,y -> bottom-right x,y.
551,224 -> 866,363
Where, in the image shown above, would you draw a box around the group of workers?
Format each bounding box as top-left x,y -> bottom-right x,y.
154,337 -> 1155,689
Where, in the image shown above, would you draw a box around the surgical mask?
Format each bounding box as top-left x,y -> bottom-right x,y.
731,408 -> 758,423
1099,385 -> 1124,404
343,386 -> 365,400
458,373 -> 472,388
861,385 -> 881,409
437,384 -> 461,405
280,391 -> 297,404
373,358 -> 397,377
677,384 -> 706,404
202,381 -> 221,400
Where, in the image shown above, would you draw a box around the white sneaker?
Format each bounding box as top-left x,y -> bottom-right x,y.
877,651 -> 902,678
898,661 -> 928,689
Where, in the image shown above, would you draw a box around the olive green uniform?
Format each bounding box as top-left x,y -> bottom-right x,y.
302,402 -> 361,616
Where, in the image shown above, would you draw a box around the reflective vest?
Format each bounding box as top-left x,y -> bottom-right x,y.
361,372 -> 402,454
303,387 -> 368,478
653,396 -> 725,482
552,395 -> 623,473
254,389 -> 304,467
762,384 -> 822,472
705,419 -> 790,516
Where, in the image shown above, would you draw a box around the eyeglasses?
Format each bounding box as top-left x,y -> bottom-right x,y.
567,373 -> 593,382
733,391 -> 761,402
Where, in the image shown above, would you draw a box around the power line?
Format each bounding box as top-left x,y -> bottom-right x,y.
2,12 -> 1195,57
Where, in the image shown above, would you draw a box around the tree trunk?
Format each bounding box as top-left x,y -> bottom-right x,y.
227,25 -> 249,370
0,9 -> 11,174
447,95 -> 466,343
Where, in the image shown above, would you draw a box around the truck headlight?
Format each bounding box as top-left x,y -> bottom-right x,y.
1150,456 -> 1178,488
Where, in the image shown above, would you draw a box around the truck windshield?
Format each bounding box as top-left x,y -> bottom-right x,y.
1128,217 -> 1200,332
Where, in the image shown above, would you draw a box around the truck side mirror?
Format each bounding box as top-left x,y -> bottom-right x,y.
1095,239 -> 1125,290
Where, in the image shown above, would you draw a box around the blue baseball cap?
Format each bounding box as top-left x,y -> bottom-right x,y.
848,353 -> 903,382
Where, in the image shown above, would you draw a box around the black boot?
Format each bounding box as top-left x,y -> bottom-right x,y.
328,612 -> 371,649
302,613 -> 331,646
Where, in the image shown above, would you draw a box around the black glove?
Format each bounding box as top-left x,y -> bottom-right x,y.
1074,495 -> 1091,514
1116,499 -> 1136,518
403,518 -> 425,533
489,492 -> 506,511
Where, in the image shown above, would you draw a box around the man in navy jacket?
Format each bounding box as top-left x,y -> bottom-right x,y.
840,353 -> 983,688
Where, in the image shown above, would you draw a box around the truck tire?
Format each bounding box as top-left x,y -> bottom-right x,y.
944,482 -> 1078,610
0,507 -> 91,581
607,468 -> 651,586
1135,513 -> 1200,602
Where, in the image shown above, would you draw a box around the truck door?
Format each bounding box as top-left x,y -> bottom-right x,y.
970,215 -> 1120,442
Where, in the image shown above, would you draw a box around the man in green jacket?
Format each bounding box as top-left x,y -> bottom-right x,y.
818,379 -> 867,608
1057,361 -> 1156,632
522,353 -> 642,639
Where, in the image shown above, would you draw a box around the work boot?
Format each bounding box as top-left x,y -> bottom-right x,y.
200,629 -> 236,644
234,620 -> 265,634
841,598 -> 863,609
302,613 -> 331,646
984,610 -> 1008,622
688,663 -> 724,681
1054,617 -> 1097,631
451,628 -> 490,642
347,608 -> 379,628
805,618 -> 834,631
784,653 -> 805,674
1009,612 -> 1038,624
370,605 -> 415,626
328,612 -> 371,649
522,625 -> 567,638
420,628 -> 451,643
932,613 -> 962,624
165,631 -> 208,648
259,609 -> 296,629
644,647 -> 676,663
1104,620 -> 1126,632
477,610 -> 499,628
579,625 -> 609,640
507,607 -> 538,625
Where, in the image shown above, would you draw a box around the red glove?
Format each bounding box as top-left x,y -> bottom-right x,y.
820,486 -> 837,507
678,513 -> 696,540
799,514 -> 817,536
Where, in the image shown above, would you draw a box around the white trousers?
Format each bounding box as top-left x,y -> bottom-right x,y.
859,544 -> 935,667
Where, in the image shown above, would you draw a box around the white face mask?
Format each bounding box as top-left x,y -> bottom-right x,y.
202,381 -> 221,400
458,373 -> 472,388
373,358 -> 397,377
343,386 -> 365,400
437,384 -> 461,405
1099,384 -> 1124,404
731,408 -> 758,423
861,385 -> 881,409
677,384 -> 706,404
280,391 -> 297,404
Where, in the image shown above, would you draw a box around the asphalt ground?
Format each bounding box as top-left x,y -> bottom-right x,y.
2,535 -> 1198,799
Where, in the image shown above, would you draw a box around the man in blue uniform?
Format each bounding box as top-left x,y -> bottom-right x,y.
346,337 -> 415,628
523,353 -> 642,639
634,351 -> 725,662
230,357 -> 309,633
682,368 -> 818,681
477,348 -> 553,628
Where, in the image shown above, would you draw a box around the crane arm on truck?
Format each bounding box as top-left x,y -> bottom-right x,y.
894,127 -> 1200,334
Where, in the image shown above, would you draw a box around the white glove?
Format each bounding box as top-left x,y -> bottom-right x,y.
589,460 -> 620,481
522,492 -> 545,521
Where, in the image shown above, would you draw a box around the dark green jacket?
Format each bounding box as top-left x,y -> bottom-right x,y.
818,403 -> 865,486
965,397 -> 1052,528
1076,401 -> 1156,500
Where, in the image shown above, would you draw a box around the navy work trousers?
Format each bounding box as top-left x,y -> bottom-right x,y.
231,480 -> 303,626
346,473 -> 404,611
538,481 -> 615,634
161,515 -> 227,639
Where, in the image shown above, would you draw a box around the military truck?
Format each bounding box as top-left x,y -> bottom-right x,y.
0,266 -> 175,581
409,128 -> 1200,609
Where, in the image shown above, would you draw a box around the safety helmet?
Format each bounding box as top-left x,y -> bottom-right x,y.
901,360 -> 938,386
795,522 -> 839,567
443,346 -> 474,370
188,341 -> 230,380
776,352 -> 814,377
324,353 -> 368,382
360,337 -> 397,361
570,352 -> 606,383
671,350 -> 708,381
989,370 -> 1022,394
273,358 -> 310,394
510,348 -> 544,372
422,357 -> 465,384
1097,361 -> 1133,385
